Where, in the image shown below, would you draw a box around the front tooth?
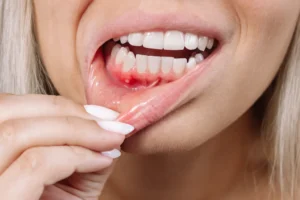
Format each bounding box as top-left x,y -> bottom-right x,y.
187,57 -> 197,70
185,33 -> 198,50
111,44 -> 121,58
123,52 -> 136,72
128,33 -> 144,46
136,54 -> 147,74
148,56 -> 161,74
207,38 -> 214,49
120,36 -> 128,44
161,57 -> 174,74
198,36 -> 208,51
143,32 -> 164,50
164,31 -> 185,50
173,58 -> 187,75
195,53 -> 204,63
116,47 -> 129,65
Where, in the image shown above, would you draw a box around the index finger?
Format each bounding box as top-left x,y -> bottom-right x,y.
0,94 -> 119,122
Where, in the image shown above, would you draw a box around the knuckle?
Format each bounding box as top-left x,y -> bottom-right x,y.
63,116 -> 76,130
0,121 -> 17,144
49,95 -> 86,117
19,148 -> 45,173
49,95 -> 71,111
50,95 -> 67,110
69,102 -> 89,117
62,116 -> 82,136
63,116 -> 73,126
67,146 -> 90,159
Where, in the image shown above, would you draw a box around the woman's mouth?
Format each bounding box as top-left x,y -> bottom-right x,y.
82,12 -> 226,136
104,31 -> 216,89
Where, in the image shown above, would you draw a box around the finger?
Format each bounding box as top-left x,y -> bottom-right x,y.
0,146 -> 113,200
41,185 -> 76,200
55,163 -> 116,198
0,117 -> 133,173
0,94 -> 119,122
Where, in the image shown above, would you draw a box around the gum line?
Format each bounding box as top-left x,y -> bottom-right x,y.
109,56 -> 184,83
87,40 -> 217,131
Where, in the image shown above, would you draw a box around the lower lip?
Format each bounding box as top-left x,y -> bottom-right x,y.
85,48 -> 217,135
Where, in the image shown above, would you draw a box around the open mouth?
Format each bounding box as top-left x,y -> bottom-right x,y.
83,12 -> 225,137
102,31 -> 217,89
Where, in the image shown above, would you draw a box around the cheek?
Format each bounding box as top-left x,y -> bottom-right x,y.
196,0 -> 299,131
233,0 -> 299,42
33,0 -> 92,103
227,0 -> 299,90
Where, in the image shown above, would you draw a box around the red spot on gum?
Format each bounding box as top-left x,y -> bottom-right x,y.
106,55 -> 183,89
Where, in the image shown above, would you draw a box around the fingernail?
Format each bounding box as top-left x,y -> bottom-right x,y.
97,121 -> 134,135
84,105 -> 120,120
102,149 -> 121,159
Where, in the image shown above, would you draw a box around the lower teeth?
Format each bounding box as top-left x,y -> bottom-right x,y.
105,42 -> 210,87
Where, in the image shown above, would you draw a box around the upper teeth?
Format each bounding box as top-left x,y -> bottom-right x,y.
115,31 -> 215,51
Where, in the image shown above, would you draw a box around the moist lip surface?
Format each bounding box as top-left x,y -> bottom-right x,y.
87,46 -> 219,136
83,12 -> 226,136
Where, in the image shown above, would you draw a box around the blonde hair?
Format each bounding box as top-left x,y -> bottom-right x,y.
0,0 -> 300,199
0,0 -> 54,94
264,16 -> 300,199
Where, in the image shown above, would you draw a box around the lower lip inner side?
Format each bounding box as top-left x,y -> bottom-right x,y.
86,42 -> 214,135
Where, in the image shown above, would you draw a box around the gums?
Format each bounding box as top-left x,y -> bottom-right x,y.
86,44 -> 217,136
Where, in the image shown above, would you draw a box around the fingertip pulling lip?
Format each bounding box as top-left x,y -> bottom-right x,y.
79,9 -> 232,133
83,10 -> 230,72
83,34 -> 223,134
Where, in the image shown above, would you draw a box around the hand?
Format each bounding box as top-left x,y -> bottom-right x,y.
0,94 -> 134,200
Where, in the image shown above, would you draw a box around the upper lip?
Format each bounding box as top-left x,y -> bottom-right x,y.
78,9 -> 232,131
81,10 -> 230,72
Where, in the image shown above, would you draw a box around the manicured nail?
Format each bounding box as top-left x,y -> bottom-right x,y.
97,121 -> 134,135
84,105 -> 120,120
102,149 -> 121,159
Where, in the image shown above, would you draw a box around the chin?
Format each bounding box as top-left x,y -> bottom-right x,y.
120,99 -> 218,155
79,10 -> 235,155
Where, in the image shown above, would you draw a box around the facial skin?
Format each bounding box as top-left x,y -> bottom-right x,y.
33,0 -> 299,154
33,0 -> 299,199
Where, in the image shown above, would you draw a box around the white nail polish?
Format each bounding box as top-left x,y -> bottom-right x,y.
102,149 -> 121,159
97,121 -> 134,135
84,105 -> 120,120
